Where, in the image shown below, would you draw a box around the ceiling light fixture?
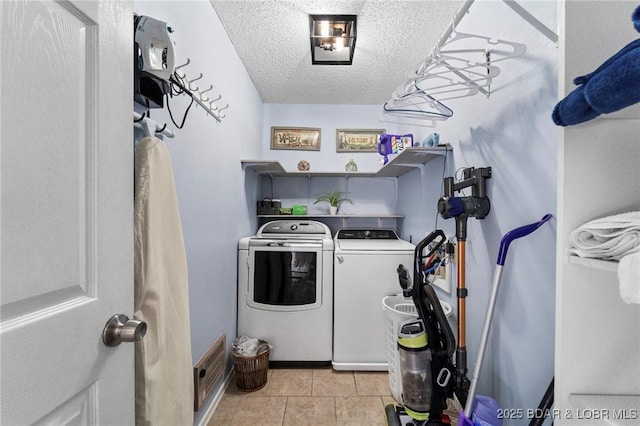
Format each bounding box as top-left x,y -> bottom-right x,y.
309,14 -> 357,65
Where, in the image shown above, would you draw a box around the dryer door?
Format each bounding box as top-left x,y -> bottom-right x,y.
247,240 -> 324,311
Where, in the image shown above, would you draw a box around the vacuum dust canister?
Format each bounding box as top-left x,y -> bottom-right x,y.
398,318 -> 433,421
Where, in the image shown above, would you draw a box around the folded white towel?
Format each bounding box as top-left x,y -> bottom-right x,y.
618,251 -> 640,305
569,211 -> 640,261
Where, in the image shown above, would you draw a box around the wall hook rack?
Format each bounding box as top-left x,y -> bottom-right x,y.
169,58 -> 226,123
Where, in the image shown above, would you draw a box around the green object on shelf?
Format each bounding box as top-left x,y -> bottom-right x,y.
313,189 -> 353,208
292,205 -> 307,215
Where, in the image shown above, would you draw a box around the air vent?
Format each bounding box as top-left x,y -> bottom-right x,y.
193,334 -> 226,411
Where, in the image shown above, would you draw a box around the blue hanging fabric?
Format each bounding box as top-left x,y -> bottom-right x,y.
552,5 -> 640,126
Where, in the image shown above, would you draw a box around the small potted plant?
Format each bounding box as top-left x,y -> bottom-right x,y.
314,189 -> 353,215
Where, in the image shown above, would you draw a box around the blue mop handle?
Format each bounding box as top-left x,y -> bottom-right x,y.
497,214 -> 552,265
463,213 -> 553,420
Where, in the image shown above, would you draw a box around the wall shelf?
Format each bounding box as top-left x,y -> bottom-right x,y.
571,393 -> 640,409
241,146 -> 451,178
243,146 -> 451,234
257,214 -> 404,219
568,255 -> 618,273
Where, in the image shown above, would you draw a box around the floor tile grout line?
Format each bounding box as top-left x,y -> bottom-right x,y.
281,396 -> 288,426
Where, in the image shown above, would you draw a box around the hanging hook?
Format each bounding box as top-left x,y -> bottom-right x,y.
134,111 -> 146,122
188,73 -> 203,83
188,73 -> 203,91
175,58 -> 191,70
217,104 -> 229,118
173,59 -> 191,80
208,99 -> 220,111
200,85 -> 214,101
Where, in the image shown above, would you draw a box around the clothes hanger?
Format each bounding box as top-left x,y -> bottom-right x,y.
384,85 -> 454,119
133,111 -> 175,138
395,31 -> 526,101
415,30 -> 527,74
140,116 -> 155,137
381,28 -> 527,126
377,110 -> 444,128
398,64 -> 496,101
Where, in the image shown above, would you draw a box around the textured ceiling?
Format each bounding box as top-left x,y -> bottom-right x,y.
210,0 -> 465,105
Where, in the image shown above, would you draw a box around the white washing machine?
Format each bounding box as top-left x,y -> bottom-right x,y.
238,220 -> 333,362
333,228 -> 415,370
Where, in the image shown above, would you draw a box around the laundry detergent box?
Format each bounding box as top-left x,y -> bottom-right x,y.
377,133 -> 413,164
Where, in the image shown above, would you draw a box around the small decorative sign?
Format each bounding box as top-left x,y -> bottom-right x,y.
336,129 -> 386,152
271,127 -> 321,151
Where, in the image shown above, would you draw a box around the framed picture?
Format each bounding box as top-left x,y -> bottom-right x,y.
271,127 -> 321,151
336,129 -> 386,152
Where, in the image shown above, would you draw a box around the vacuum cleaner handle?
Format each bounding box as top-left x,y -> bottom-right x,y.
396,264 -> 412,297
414,229 -> 446,273
497,214 -> 552,265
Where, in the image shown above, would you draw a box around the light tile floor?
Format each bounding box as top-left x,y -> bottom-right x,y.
208,367 -> 459,426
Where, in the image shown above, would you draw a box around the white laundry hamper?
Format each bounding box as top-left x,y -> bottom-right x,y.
382,294 -> 452,403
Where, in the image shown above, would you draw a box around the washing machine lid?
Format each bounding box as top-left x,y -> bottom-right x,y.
334,229 -> 415,251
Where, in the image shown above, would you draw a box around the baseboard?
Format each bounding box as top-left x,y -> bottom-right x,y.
195,370 -> 233,426
269,360 -> 331,369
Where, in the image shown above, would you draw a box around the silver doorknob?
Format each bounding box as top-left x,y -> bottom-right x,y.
102,314 -> 147,347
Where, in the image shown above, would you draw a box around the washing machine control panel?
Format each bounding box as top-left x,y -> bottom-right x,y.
258,220 -> 330,236
336,229 -> 399,239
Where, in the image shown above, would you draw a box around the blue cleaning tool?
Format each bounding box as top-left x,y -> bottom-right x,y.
458,214 -> 552,426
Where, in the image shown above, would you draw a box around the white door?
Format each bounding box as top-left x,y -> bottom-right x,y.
1,0 -> 134,424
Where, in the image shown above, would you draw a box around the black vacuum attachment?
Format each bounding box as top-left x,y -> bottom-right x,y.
438,166 -> 492,241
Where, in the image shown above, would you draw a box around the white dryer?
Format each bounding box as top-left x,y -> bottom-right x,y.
332,229 -> 415,371
238,220 -> 333,363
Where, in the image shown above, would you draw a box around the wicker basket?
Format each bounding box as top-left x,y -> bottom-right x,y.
232,347 -> 270,391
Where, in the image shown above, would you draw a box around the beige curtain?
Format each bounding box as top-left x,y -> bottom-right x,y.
134,136 -> 193,426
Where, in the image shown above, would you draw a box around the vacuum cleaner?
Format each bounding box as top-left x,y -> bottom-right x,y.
386,166 -> 493,426
386,230 -> 457,426
386,165 -> 552,426
438,166 -> 493,408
